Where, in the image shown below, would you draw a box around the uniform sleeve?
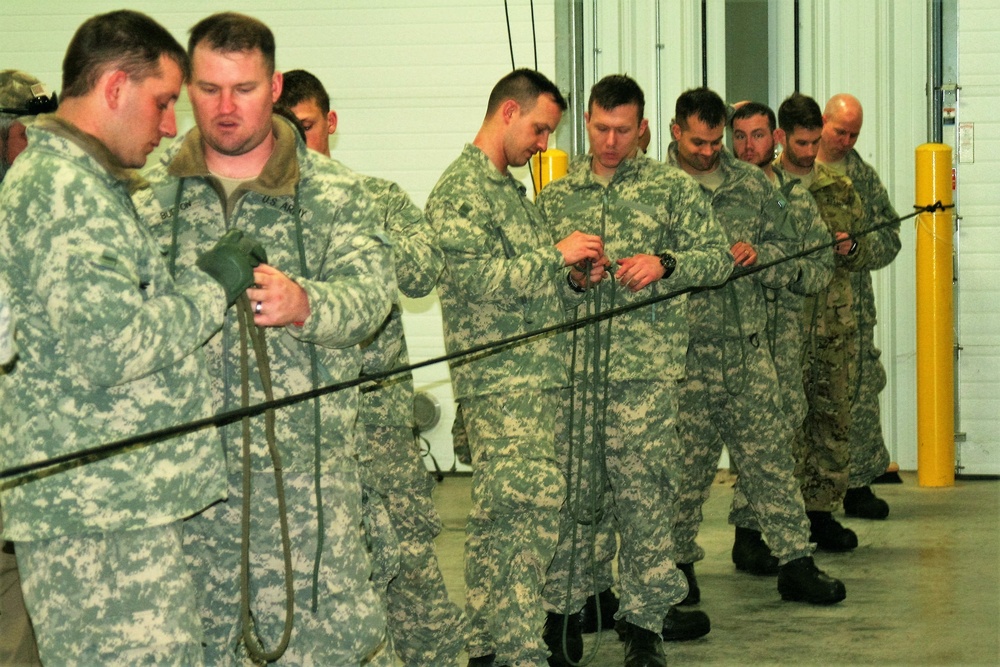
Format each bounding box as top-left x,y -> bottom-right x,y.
850,166 -> 901,271
35,204 -> 226,388
426,192 -> 564,302
789,190 -> 835,296
287,181 -> 394,348
381,181 -> 444,299
752,186 -> 802,289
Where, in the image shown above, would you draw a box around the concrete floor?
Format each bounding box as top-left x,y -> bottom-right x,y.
430,471 -> 1000,666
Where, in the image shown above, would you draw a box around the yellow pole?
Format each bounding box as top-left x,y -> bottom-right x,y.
531,148 -> 568,192
915,143 -> 955,487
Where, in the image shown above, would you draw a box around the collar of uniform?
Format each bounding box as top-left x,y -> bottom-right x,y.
167,114 -> 301,197
463,143 -> 526,194
811,161 -> 842,189
32,114 -> 148,193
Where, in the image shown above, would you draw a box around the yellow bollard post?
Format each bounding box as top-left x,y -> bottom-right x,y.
531,148 -> 568,192
915,143 -> 955,487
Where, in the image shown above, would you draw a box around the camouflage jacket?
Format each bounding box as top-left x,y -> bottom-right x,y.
781,161 -> 866,339
824,149 -> 901,328
666,143 -> 799,340
425,144 -> 573,399
537,153 -> 731,380
0,115 -> 227,540
0,291 -> 12,365
136,117 -> 393,473
358,175 -> 444,427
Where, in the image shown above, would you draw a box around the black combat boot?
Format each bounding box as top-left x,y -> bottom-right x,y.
579,587 -> 619,633
777,556 -> 846,604
843,485 -> 890,519
467,654 -> 496,666
807,511 -> 859,551
731,526 -> 780,574
662,606 -> 711,641
620,621 -> 667,667
677,561 -> 700,605
543,612 -> 583,666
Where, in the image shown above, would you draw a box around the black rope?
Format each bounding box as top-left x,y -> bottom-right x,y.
0,204 -> 934,483
503,0 -> 516,71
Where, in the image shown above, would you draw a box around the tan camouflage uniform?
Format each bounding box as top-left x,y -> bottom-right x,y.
137,116 -> 393,666
667,144 -> 816,566
537,153 -> 731,632
426,143 -> 574,667
356,175 -> 467,666
0,115 -> 228,666
826,150 -> 900,487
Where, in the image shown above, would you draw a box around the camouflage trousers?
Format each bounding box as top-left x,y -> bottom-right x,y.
463,388 -> 565,667
848,324 -> 892,487
16,522 -> 205,666
0,532 -> 40,666
183,466 -> 387,666
796,333 -> 857,511
361,425 -> 467,666
545,381 -> 687,633
675,338 -> 813,565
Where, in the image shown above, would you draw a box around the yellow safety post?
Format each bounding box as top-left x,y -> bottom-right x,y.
531,148 -> 568,192
915,143 -> 955,487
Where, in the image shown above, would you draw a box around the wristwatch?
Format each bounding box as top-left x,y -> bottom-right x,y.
656,253 -> 676,279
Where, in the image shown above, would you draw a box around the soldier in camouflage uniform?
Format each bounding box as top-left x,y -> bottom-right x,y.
537,75 -> 731,666
666,88 -> 845,606
135,14 -> 393,666
426,69 -> 605,667
0,67 -> 55,667
728,99 -> 836,571
280,69 -> 468,666
0,12 -> 257,665
818,93 -> 901,520
768,94 -> 871,553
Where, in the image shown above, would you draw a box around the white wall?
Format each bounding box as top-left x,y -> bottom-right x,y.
954,0 -> 1000,474
0,0 -> 556,472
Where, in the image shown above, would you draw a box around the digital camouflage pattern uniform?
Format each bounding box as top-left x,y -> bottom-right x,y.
666,144 -> 815,567
730,167 -> 837,526
821,150 -> 900,487
356,175 -> 467,666
137,117 -> 393,666
426,143 -> 575,667
537,153 -> 731,633
0,115 -> 228,666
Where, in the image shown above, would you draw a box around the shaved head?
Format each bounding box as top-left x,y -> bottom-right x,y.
819,93 -> 864,163
824,93 -> 863,124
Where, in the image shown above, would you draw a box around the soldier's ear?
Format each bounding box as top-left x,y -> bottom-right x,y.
774,128 -> 787,147
103,69 -> 129,110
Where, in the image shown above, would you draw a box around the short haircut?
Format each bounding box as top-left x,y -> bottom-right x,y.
188,12 -> 275,74
279,70 -> 330,115
485,68 -> 567,118
61,10 -> 189,99
777,93 -> 823,134
588,74 -> 645,122
674,87 -> 727,130
730,101 -> 775,132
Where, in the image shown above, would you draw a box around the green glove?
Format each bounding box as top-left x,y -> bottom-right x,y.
196,229 -> 268,306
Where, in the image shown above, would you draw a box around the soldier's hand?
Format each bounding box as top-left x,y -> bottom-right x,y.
556,231 -> 604,267
615,254 -> 662,292
245,264 -> 311,327
730,241 -> 757,267
833,231 -> 854,256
